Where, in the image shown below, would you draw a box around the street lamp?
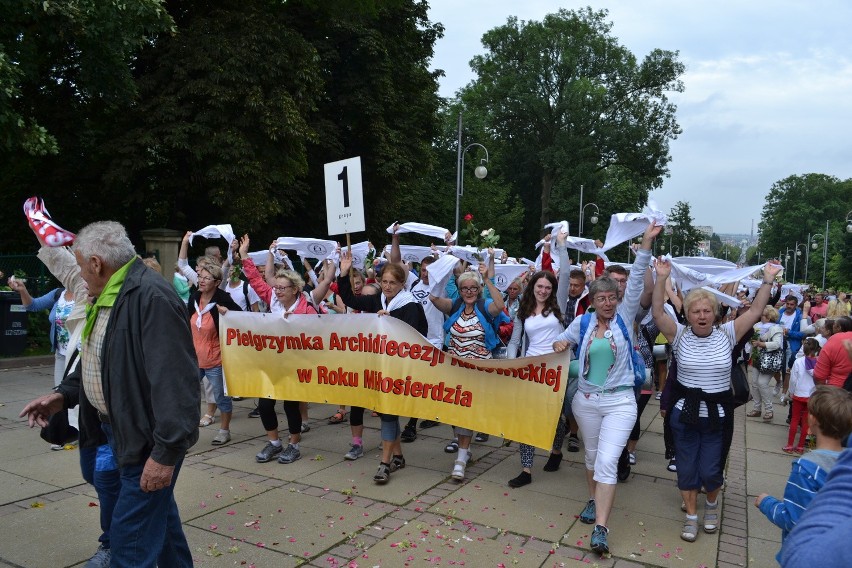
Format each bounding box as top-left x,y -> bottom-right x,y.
454,111 -> 490,240
805,232 -> 828,290
671,245 -> 680,256
846,210 -> 852,233
579,202 -> 599,237
792,243 -> 805,283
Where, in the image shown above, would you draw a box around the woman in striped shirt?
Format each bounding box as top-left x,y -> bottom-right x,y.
652,257 -> 781,544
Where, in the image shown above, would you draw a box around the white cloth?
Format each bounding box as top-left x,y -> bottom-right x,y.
699,285 -> 743,308
275,237 -> 337,260
246,250 -> 293,271
194,300 -> 216,329
423,253 -> 461,295
190,224 -> 235,263
493,263 -> 530,292
342,241 -> 374,272
668,257 -> 778,292
386,221 -> 450,241
535,220 -> 569,249
450,246 -> 504,265
382,244 -> 437,264
381,290 -> 417,313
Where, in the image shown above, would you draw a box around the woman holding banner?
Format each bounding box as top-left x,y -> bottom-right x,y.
430,258 -> 507,481
552,222 -> 661,556
506,270 -> 568,488
337,250 -> 428,484
238,235 -> 334,465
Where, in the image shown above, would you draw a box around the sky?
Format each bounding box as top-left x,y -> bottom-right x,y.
427,0 -> 852,235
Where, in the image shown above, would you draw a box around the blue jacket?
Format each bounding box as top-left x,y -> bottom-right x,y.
26,288 -> 61,352
759,450 -> 839,543
782,308 -> 805,355
443,297 -> 509,351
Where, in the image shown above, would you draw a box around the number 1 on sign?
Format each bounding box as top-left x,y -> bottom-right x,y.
338,166 -> 349,208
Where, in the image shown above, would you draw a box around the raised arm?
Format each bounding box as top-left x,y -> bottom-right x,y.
734,261 -> 782,340
264,241 -> 277,283
652,258 -> 678,342
309,259 -> 336,305
177,231 -> 198,286
429,294 -> 454,314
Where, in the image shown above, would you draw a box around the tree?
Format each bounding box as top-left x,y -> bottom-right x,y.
666,201 -> 705,256
462,7 -> 684,241
0,0 -> 173,156
756,173 -> 852,286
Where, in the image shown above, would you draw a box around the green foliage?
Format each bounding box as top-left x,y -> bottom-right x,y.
666,201 -> 705,256
0,0 -> 174,156
462,7 -> 684,239
756,174 -> 852,286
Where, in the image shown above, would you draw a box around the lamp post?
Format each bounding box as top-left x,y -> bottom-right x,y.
671,245 -> 680,256
784,248 -> 794,276
807,233 -> 823,286
454,112 -> 489,240
846,210 -> 852,234
579,202 -> 599,237
792,243 -> 805,283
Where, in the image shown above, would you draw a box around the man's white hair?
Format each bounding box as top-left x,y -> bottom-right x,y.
73,221 -> 137,269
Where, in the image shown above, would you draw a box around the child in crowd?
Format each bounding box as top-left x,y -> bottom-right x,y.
784,338 -> 820,453
755,386 -> 852,554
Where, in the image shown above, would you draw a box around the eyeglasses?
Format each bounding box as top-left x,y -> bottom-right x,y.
197,276 -> 218,283
380,280 -> 401,287
272,284 -> 294,291
460,286 -> 480,293
593,295 -> 618,304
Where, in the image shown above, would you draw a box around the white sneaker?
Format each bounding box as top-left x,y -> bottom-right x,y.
451,459 -> 467,481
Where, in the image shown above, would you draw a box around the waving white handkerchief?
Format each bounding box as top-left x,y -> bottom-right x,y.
275,237 -> 337,260
451,246 -> 504,265
190,224 -> 235,263
382,245 -> 437,264
494,263 -> 531,292
343,241 -> 373,271
247,250 -> 293,270
423,253 -> 461,295
387,221 -> 451,242
700,285 -> 743,308
670,259 -> 771,292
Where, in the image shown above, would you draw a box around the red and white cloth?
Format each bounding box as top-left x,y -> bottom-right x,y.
23,197 -> 75,247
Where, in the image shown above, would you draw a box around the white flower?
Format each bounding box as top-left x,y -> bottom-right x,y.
481,229 -> 490,237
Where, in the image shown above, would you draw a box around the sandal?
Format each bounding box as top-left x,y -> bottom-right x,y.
390,455 -> 406,472
681,517 -> 698,542
444,439 -> 459,453
328,410 -> 348,424
746,409 -> 761,417
763,411 -> 774,422
199,414 -> 215,427
703,501 -> 719,533
374,462 -> 391,484
782,446 -> 794,454
451,459 -> 467,481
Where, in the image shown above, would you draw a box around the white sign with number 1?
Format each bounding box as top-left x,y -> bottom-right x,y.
324,156 -> 365,236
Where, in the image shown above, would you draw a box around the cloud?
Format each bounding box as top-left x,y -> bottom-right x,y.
429,1 -> 852,234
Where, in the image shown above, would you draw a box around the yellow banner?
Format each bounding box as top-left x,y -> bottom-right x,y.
220,312 -> 567,449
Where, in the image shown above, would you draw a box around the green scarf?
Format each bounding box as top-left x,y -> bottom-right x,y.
82,258 -> 136,341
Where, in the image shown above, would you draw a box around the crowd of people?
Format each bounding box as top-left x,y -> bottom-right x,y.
12,215 -> 852,566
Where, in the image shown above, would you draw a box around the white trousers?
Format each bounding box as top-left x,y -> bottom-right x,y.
572,390 -> 637,484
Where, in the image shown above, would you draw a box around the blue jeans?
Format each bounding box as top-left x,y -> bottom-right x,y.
200,365 -> 232,413
379,414 -> 400,441
102,424 -> 192,567
79,444 -> 119,549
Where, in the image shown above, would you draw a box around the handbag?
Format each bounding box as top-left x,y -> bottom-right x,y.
730,362 -> 750,407
758,348 -> 783,374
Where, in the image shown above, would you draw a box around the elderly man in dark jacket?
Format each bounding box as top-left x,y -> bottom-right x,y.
21,221 -> 200,568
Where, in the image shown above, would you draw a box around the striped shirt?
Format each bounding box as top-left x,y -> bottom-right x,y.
673,321 -> 736,418
81,306 -> 110,415
449,311 -> 491,360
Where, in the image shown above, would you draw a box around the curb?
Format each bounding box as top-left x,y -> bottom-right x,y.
0,355 -> 53,370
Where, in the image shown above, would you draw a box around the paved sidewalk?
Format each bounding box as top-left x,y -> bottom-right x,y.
0,363 -> 790,567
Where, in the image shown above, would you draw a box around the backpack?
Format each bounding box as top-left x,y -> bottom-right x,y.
577,312 -> 648,389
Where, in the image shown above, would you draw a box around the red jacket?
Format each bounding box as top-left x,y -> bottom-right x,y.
814,331 -> 852,388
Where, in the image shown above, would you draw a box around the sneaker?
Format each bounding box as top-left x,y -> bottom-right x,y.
344,444 -> 364,461
248,407 -> 260,418
590,524 -> 609,554
579,499 -> 596,524
508,471 -> 532,488
444,439 -> 459,453
567,433 -> 580,452
628,452 -> 637,465
50,444 -> 64,451
667,458 -> 677,472
401,425 -> 417,443
654,392 -> 662,400
84,544 -> 111,568
420,420 -> 439,429
703,501 -> 719,533
474,432 -> 490,442
255,442 -> 283,463
300,423 -> 311,433
211,430 -> 231,445
277,444 -> 301,464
